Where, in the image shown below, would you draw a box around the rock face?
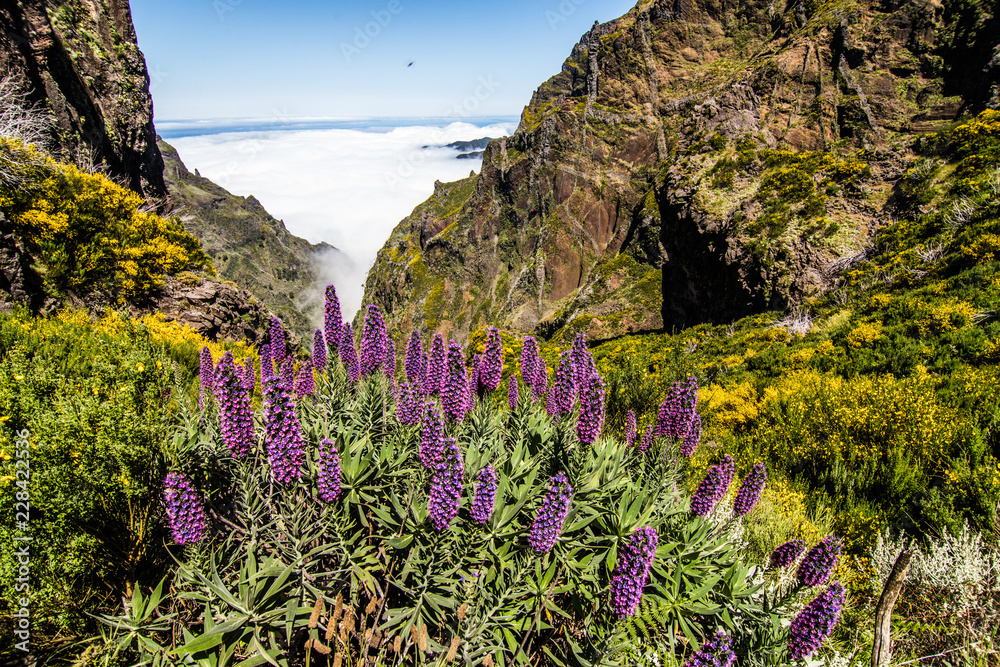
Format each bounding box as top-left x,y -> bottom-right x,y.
158,139 -> 343,338
135,276 -> 271,345
363,0 -> 1000,343
0,0 -> 166,201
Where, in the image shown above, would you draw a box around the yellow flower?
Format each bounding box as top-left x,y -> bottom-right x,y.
92,388 -> 99,395
136,363 -> 145,372
13,375 -> 23,381
0,415 -> 9,423
0,449 -> 10,460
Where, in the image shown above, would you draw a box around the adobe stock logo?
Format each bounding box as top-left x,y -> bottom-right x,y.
546,0 -> 588,29
341,0 -> 404,63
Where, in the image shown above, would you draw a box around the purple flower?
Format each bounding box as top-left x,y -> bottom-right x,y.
419,351 -> 429,395
637,424 -> 655,453
198,346 -> 214,410
324,285 -> 342,354
259,342 -> 274,382
317,437 -> 342,503
405,330 -> 423,383
294,363 -> 315,398
520,336 -> 546,401
313,330 -> 327,371
420,402 -> 446,469
797,537 -> 842,587
655,376 -> 700,455
425,333 -> 447,395
279,357 -> 294,390
681,412 -> 702,457
443,340 -> 468,423
770,539 -> 806,569
269,317 -> 286,365
788,583 -> 845,659
263,374 -> 306,484
683,631 -> 735,667
340,323 -> 360,382
609,526 -> 658,617
212,352 -> 254,457
508,376 -> 519,410
242,356 -> 255,395
479,327 -> 503,394
569,333 -> 597,399
471,466 -> 498,524
428,437 -> 464,531
690,455 -> 735,517
733,463 -> 767,517
625,410 -> 637,447
396,381 -> 422,426
359,304 -> 388,377
163,472 -> 207,544
576,375 -> 605,445
547,351 -> 575,419
528,471 -> 573,554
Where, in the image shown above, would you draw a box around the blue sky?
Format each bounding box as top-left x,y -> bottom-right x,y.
130,0 -> 639,120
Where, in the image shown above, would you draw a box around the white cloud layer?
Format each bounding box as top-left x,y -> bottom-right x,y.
170,120 -> 515,320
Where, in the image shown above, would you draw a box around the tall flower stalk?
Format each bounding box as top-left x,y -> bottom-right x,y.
340,323 -> 360,383
163,472 -> 207,544
576,374 -> 605,445
312,329 -> 327,371
269,317 -> 286,365
405,329 -> 422,383
690,455 -> 735,517
263,374 -> 306,484
528,471 -> 573,554
324,284 -> 342,354
478,327 -> 502,395
426,333 -> 446,396
198,346 -> 214,410
317,437 -> 342,503
360,304 -> 388,377
733,463 -> 767,516
471,466 -> 498,524
787,583 -> 845,659
428,437 -> 464,531
608,526 -> 658,617
797,537 -> 842,587
213,352 -> 254,457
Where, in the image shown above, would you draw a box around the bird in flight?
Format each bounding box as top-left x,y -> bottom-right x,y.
408,61 -> 414,67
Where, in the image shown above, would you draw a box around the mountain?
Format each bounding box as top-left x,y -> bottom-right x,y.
158,139 -> 342,338
0,0 -> 165,200
0,0 -> 335,340
362,0 -> 1000,343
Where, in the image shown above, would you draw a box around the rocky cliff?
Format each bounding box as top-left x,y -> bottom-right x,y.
0,0 -> 166,200
363,0 -> 1000,343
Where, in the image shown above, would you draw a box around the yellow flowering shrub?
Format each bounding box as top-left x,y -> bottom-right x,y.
1,138 -> 210,299
845,320 -> 883,348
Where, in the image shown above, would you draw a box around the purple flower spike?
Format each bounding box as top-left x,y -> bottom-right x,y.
508,376 -> 519,410
213,352 -> 254,457
317,437 -> 342,503
479,327 -> 503,394
359,304 -> 388,377
198,346 -> 214,410
471,466 -> 498,524
384,337 -> 397,379
313,330 -> 327,371
733,463 -> 767,517
609,526 -> 658,617
797,537 -> 842,587
683,631 -> 736,667
340,323 -> 360,382
547,351 -> 575,419
259,342 -> 274,383
324,285 -> 342,354
788,583 -> 845,659
625,410 -> 637,446
690,455 -> 735,517
242,356 -> 255,394
294,363 -> 315,398
569,333 -> 597,399
420,402 -> 446,469
770,539 -> 806,569
263,374 -> 306,484
443,340 -> 468,423
528,471 -> 573,554
269,317 -> 286,365
576,375 -> 605,446
163,472 -> 207,545
396,381 -> 422,426
426,333 -> 446,395
405,330 -> 423,383
279,358 -> 294,390
637,424 -> 655,453
656,377 -> 700,455
428,437 -> 464,531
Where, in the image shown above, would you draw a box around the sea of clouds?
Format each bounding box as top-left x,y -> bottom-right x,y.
166,117 -> 517,320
